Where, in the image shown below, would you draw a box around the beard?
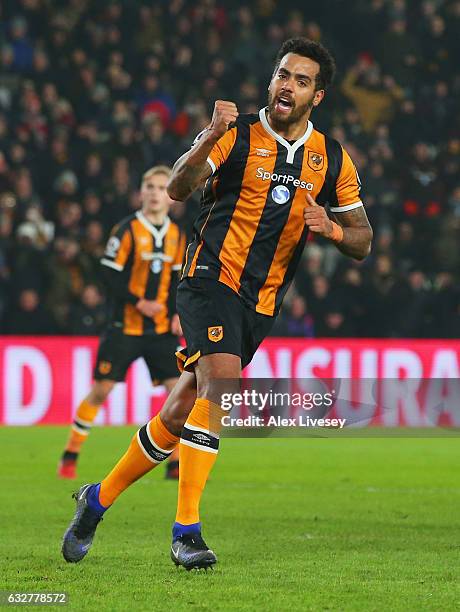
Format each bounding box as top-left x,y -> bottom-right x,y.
267,90 -> 315,129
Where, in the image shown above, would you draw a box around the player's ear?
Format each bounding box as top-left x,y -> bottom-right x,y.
312,89 -> 325,107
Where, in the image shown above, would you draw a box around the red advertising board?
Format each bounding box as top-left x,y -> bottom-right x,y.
1,337 -> 459,425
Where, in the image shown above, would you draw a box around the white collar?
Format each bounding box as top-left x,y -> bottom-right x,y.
136,211 -> 170,247
259,107 -> 313,164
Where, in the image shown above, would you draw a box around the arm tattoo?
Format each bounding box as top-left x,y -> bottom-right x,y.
332,207 -> 373,260
167,134 -> 217,200
168,159 -> 209,201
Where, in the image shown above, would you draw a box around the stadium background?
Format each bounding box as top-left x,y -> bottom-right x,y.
2,3 -> 460,609
0,0 -> 459,425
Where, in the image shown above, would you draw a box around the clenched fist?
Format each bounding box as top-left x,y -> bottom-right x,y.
208,100 -> 239,139
303,194 -> 334,238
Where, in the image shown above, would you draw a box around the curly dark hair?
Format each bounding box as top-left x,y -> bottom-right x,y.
274,38 -> 336,91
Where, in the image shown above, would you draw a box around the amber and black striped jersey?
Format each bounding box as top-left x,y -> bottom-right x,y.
101,211 -> 186,335
182,107 -> 364,316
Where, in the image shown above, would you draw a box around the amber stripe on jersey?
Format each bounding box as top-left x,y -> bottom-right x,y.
186,127 -> 239,277
183,121 -> 253,279
218,123 -> 276,292
184,175 -> 220,278
257,132 -> 328,314
315,135 -> 342,206
114,229 -> 132,268
236,138 -> 302,312
182,112 -> 361,317
122,219 -> 152,335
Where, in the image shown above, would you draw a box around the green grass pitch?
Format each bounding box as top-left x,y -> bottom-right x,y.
1,426 -> 460,611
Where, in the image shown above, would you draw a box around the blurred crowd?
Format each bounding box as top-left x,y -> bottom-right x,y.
0,0 -> 459,338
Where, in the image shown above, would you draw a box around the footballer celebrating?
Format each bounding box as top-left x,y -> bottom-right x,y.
61,38 -> 372,569
58,165 -> 185,480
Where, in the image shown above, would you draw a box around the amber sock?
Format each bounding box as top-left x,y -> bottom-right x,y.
174,398 -> 225,529
99,414 -> 179,507
62,399 -> 100,457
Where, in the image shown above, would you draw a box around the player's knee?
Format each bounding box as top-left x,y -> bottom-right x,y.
160,373 -> 197,435
88,380 -> 115,405
160,401 -> 187,436
195,354 -> 241,405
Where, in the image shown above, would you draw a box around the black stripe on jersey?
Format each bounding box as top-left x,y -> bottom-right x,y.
181,179 -> 215,277
315,136 -> 342,207
144,249 -> 161,299
193,116 -> 256,277
181,240 -> 199,277
112,224 -> 135,326
138,424 -> 171,462
274,225 -> 308,314
238,141 -> 305,308
181,426 -> 219,450
143,238 -> 162,333
167,269 -> 179,318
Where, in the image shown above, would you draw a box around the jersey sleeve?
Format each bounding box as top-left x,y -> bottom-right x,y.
100,223 -> 132,271
172,231 -> 187,272
329,147 -> 363,213
206,126 -> 238,174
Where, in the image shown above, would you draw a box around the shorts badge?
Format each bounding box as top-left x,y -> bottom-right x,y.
308,151 -> 324,171
208,326 -> 223,342
99,361 -> 112,375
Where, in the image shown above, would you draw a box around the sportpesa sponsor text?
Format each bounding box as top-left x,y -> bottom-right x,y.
256,167 -> 314,191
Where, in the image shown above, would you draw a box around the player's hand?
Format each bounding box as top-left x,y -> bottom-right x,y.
208,100 -> 239,139
170,313 -> 183,336
303,194 -> 334,238
136,299 -> 164,318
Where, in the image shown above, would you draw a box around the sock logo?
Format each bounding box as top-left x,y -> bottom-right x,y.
208,326 -> 223,342
137,424 -> 170,463
150,449 -> 169,462
192,432 -> 211,445
181,425 -> 219,452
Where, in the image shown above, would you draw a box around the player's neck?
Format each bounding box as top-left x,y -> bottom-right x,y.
266,110 -> 311,141
141,209 -> 167,226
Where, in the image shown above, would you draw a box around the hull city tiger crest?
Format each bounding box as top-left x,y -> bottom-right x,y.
98,361 -> 112,375
208,326 -> 223,342
307,151 -> 324,171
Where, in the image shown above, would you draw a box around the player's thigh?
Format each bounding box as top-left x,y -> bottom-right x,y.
163,377 -> 179,393
176,277 -> 245,371
241,309 -> 276,369
94,328 -> 143,382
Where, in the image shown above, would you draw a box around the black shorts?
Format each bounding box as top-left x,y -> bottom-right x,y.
176,277 -> 275,371
94,326 -> 180,383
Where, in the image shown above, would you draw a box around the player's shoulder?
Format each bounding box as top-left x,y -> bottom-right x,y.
311,127 -> 342,152
310,127 -> 346,167
111,213 -> 137,236
235,112 -> 260,127
167,217 -> 182,234
225,113 -> 260,143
